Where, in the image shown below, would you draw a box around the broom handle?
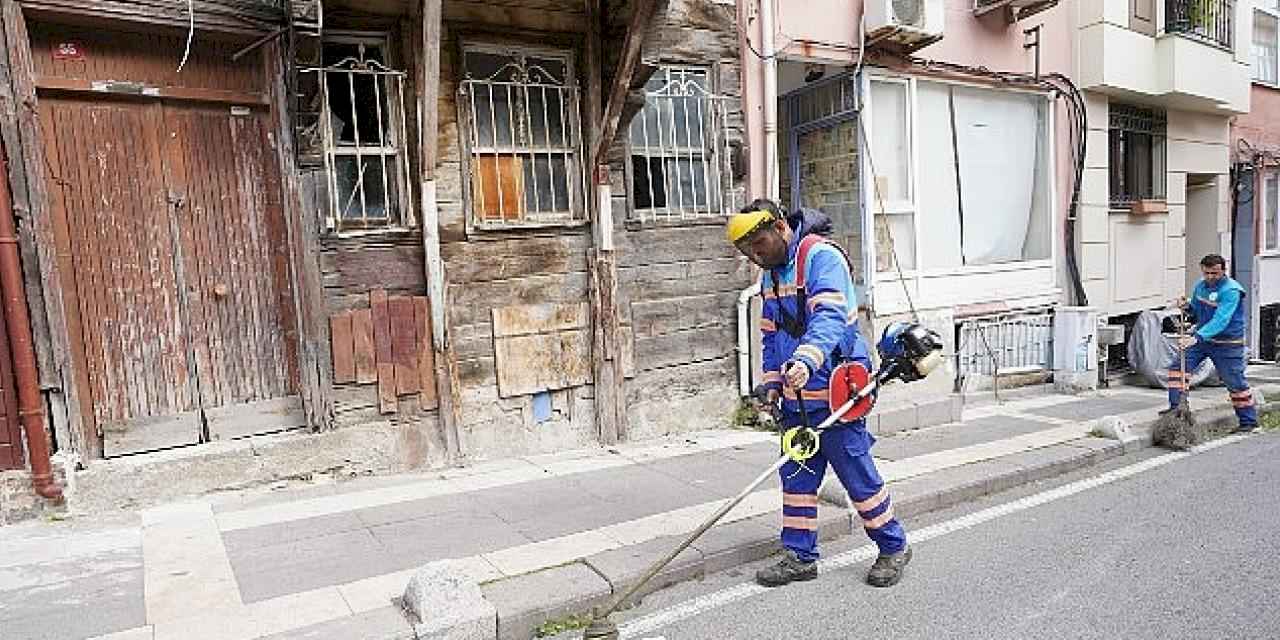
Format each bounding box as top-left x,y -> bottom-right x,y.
1178,314 -> 1188,385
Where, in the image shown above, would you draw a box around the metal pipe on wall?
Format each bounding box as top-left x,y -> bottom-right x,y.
0,146 -> 61,500
761,0 -> 779,200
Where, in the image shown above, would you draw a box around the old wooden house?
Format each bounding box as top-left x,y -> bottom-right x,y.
0,0 -> 754,480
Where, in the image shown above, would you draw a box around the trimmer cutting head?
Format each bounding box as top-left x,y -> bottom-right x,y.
581,614 -> 618,639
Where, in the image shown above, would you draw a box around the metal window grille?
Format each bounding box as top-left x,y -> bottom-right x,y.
460,45 -> 586,228
628,67 -> 740,222
956,308 -> 1055,377
305,40 -> 414,232
1166,0 -> 1235,50
1108,103 -> 1167,206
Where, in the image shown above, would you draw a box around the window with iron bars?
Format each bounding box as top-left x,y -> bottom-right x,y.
627,67 -> 738,222
307,36 -> 415,233
459,44 -> 586,229
1108,103 -> 1167,207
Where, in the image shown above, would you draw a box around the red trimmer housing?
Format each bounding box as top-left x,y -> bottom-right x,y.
828,361 -> 875,422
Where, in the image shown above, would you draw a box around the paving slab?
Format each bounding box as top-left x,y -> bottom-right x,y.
872,414 -> 1063,461
228,528 -> 403,604
1024,394 -> 1161,421
637,449 -> 782,496
715,440 -> 785,469
256,606 -> 414,640
352,491 -> 492,528
369,510 -> 532,565
221,511 -> 368,550
480,562 -> 612,640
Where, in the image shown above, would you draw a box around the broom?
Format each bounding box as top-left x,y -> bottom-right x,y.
1152,313 -> 1201,450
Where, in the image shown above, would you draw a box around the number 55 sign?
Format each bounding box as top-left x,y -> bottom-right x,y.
53,42 -> 85,61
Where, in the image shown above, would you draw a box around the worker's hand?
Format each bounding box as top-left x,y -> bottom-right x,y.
752,384 -> 780,406
1177,334 -> 1198,350
783,360 -> 811,389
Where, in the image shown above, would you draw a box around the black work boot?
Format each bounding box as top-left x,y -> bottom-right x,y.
755,550 -> 817,587
866,546 -> 912,588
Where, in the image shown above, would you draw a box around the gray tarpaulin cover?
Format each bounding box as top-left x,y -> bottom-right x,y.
1127,309 -> 1219,389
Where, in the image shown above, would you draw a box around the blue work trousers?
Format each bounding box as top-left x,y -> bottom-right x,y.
778,409 -> 907,562
1168,340 -> 1257,428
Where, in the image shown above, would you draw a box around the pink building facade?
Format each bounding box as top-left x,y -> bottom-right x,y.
735,0 -> 1080,398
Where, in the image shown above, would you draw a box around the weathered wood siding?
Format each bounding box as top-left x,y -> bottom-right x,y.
609,0 -> 751,439
313,0 -> 746,458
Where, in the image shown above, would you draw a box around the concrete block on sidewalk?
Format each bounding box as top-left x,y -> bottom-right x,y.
995,443 -> 1097,486
403,560 -> 496,640
877,404 -> 919,436
1064,437 -> 1125,465
584,535 -> 704,603
480,562 -> 611,640
915,398 -> 955,431
691,514 -> 778,574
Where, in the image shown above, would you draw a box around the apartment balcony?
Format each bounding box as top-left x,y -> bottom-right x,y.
1076,0 -> 1249,115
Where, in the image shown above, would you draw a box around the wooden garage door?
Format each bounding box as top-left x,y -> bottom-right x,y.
39,96 -> 300,455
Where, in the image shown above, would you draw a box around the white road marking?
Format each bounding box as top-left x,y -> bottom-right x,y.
618,435 -> 1246,638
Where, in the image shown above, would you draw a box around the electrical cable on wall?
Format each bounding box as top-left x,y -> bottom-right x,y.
176,0 -> 195,73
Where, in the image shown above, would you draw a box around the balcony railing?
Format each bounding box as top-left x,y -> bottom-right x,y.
1165,0 -> 1234,50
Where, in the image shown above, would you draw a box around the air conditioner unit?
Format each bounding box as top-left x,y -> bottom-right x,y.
865,0 -> 945,53
973,0 -> 1059,22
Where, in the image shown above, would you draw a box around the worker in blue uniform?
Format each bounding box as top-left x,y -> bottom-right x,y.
727,199 -> 911,588
1167,254 -> 1257,432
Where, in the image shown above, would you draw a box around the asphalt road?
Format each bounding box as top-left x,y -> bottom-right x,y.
601,433 -> 1280,640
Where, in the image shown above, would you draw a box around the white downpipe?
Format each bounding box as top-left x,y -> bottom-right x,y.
761,0 -> 779,200
737,280 -> 762,396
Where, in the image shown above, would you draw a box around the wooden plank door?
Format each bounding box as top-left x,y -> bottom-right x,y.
159,102 -> 301,441
39,96 -> 202,454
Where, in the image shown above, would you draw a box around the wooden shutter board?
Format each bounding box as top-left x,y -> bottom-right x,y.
330,310 -> 356,384
389,296 -> 419,395
352,308 -> 376,383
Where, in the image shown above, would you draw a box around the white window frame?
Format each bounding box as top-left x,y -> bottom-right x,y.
1263,168 -> 1280,255
860,71 -> 1057,306
625,65 -> 739,224
457,41 -> 588,231
311,32 -> 415,235
1254,1 -> 1280,86
862,76 -> 917,281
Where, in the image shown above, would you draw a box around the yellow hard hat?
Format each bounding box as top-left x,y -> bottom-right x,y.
726,210 -> 775,244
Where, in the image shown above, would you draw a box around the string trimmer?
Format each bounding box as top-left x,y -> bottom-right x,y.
581,323 -> 944,640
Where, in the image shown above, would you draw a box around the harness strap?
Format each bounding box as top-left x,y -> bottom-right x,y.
771,234 -> 855,340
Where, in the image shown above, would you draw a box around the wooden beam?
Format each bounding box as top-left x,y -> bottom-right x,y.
0,2 -> 53,390
583,0 -> 627,445
418,0 -> 462,459
34,76 -> 269,107
594,0 -> 658,168
267,41 -> 333,432
0,0 -> 94,458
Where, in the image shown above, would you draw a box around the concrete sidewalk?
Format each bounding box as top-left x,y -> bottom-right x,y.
1,381 -> 1272,640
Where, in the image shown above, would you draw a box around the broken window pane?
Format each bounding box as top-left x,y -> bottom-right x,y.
628,66 -> 729,221
317,37 -> 411,231
334,155 -> 393,221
